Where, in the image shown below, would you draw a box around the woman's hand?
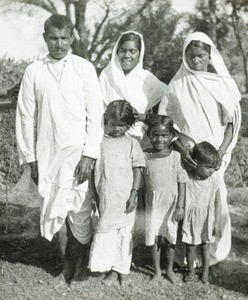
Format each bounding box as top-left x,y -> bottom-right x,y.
125,190 -> 138,214
132,107 -> 139,122
74,156 -> 95,185
181,148 -> 197,169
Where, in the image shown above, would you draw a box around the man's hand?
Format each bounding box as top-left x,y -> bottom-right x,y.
29,161 -> 38,185
74,156 -> 95,185
174,207 -> 184,222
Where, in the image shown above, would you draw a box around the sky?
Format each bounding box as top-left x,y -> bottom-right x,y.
0,0 -> 197,61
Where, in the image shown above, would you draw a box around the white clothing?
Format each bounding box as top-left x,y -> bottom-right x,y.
144,151 -> 188,246
89,134 -> 145,274
89,222 -> 134,275
159,32 -> 241,265
94,135 -> 145,233
16,53 -> 104,242
182,176 -> 219,245
99,31 -> 169,148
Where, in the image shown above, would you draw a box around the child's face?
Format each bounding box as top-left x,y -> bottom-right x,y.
149,125 -> 173,151
105,120 -> 129,138
195,163 -> 216,179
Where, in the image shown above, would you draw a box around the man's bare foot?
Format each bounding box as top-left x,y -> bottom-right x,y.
52,273 -> 67,288
102,270 -> 118,286
120,273 -> 131,288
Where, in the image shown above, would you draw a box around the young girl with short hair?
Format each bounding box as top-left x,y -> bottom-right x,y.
182,142 -> 221,284
89,100 -> 145,287
144,115 -> 188,283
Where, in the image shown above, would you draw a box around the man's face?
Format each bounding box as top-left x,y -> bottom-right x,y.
43,26 -> 74,60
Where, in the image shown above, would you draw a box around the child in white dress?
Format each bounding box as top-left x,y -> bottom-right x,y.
89,100 -> 145,287
182,142 -> 221,284
144,115 -> 188,283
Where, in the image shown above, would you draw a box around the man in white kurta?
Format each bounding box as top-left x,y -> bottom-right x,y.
16,14 -> 103,284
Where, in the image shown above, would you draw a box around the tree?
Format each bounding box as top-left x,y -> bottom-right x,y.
225,0 -> 248,92
185,0 -> 229,48
131,0 -> 185,83
185,0 -> 248,92
1,0 -> 157,70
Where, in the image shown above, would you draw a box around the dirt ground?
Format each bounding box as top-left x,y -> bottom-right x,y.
0,177 -> 248,300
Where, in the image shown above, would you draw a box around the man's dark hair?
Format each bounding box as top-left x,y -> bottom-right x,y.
44,14 -> 74,35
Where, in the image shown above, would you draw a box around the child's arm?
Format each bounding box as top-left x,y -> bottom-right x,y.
174,182 -> 186,222
213,189 -> 222,239
125,167 -> 143,214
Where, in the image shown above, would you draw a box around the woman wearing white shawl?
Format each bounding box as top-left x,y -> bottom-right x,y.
159,32 -> 241,266
99,31 -> 169,149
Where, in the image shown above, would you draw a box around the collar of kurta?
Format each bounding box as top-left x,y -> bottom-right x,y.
43,53 -> 71,64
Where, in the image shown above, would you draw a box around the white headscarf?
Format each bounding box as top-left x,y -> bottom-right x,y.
165,31 -> 241,165
100,31 -> 169,147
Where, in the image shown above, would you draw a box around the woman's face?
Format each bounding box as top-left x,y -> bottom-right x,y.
117,41 -> 140,74
185,45 -> 210,72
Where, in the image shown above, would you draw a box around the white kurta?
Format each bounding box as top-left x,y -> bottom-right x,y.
159,32 -> 241,265
16,53 -> 103,242
99,31 -> 169,148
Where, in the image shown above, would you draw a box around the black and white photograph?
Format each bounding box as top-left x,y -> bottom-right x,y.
0,0 -> 247,299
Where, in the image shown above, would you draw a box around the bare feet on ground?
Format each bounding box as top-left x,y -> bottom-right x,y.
102,270 -> 118,286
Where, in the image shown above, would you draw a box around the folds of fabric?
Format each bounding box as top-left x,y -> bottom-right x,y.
159,32 -> 241,265
144,152 -> 188,246
16,54 -> 104,242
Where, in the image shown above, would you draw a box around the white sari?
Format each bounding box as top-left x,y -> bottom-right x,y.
99,31 -> 169,148
159,32 -> 241,265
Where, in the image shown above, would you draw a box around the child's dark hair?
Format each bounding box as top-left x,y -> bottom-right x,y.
146,115 -> 175,136
192,142 -> 220,168
44,14 -> 74,35
104,100 -> 136,126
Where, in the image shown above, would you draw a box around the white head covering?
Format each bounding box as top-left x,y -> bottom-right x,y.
99,31 -> 167,112
99,31 -> 169,148
182,32 -> 230,76
100,31 -> 145,102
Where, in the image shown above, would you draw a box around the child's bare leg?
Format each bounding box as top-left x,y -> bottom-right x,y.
201,242 -> 210,283
151,240 -> 162,280
185,243 -> 197,282
165,242 -> 177,283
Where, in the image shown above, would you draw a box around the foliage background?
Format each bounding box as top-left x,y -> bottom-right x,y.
0,0 -> 248,190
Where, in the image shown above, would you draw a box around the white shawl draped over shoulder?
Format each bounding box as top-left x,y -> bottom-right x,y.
100,31 -> 169,147
159,32 -> 241,265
